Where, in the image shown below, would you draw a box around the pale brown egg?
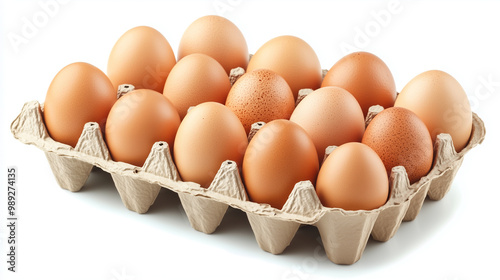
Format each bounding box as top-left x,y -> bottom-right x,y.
174,102 -> 248,188
163,53 -> 231,119
246,35 -> 322,99
362,107 -> 434,184
225,69 -> 295,134
177,15 -> 248,74
242,119 -> 319,209
395,70 -> 472,152
107,26 -> 176,93
316,142 -> 389,211
105,89 -> 180,167
322,52 -> 397,116
290,86 -> 365,162
43,62 -> 116,147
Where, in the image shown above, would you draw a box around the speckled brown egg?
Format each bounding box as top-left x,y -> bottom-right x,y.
225,69 -> 295,134
362,107 -> 433,183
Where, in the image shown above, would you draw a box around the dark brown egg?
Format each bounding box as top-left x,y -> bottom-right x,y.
362,107 -> 434,183
225,69 -> 295,134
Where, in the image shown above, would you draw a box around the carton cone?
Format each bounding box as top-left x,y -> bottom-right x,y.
112,142 -> 178,214
247,181 -> 321,254
371,166 -> 412,241
45,152 -> 93,192
179,160 -> 247,234
315,210 -> 379,264
46,122 -> 110,192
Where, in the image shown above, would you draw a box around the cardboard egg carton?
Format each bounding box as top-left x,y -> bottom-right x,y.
11,75 -> 485,265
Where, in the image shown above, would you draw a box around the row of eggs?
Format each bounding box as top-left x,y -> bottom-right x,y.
42,15 -> 473,211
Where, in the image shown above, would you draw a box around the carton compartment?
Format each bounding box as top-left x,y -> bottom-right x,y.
11,96 -> 485,264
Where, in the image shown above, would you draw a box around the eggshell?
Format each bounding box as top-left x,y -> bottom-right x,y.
43,62 -> 116,148
163,53 -> 231,119
395,70 -> 473,152
242,119 -> 319,209
362,107 -> 434,184
246,35 -> 322,99
225,69 -> 295,134
178,15 -> 248,74
322,52 -> 397,116
290,86 -> 365,162
316,142 -> 389,211
174,102 -> 248,188
107,26 -> 176,93
105,89 -> 180,167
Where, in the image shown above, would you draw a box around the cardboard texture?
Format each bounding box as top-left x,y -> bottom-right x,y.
11,77 -> 486,265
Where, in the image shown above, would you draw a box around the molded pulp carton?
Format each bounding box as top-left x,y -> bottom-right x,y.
10,69 -> 486,265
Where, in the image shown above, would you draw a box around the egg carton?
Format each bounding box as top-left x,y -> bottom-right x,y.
10,82 -> 485,265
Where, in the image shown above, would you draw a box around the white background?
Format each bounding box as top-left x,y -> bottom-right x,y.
1,0 -> 499,279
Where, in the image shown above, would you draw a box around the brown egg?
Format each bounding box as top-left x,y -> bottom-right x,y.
316,142 -> 389,211
362,107 -> 433,183
43,62 -> 116,147
243,120 -> 319,209
395,70 -> 472,152
246,35 -> 322,99
322,52 -> 397,116
290,86 -> 365,162
174,102 -> 248,188
178,15 -> 248,74
163,53 -> 231,119
105,89 -> 180,167
107,26 -> 176,93
225,69 -> 295,134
